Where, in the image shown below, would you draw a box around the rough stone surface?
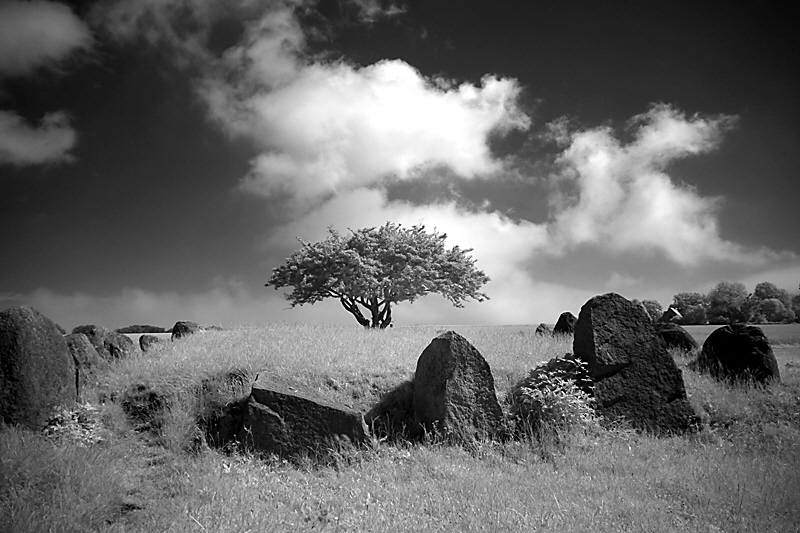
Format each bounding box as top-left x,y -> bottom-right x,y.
413,331 -> 506,443
574,293 -> 697,434
238,374 -> 365,458
0,306 -> 77,430
171,321 -> 202,340
655,323 -> 698,352
72,325 -> 134,360
65,333 -> 110,403
697,324 -> 780,384
535,323 -> 552,336
139,334 -> 166,352
553,312 -> 577,335
365,380 -> 418,440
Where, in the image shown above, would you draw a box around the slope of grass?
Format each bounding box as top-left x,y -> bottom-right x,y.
2,325 -> 799,532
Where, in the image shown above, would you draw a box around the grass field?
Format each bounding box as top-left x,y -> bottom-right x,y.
3,324 -> 800,532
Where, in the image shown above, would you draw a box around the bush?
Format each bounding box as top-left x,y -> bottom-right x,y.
507,356 -> 599,441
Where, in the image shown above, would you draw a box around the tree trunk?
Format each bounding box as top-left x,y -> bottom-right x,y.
340,297 -> 370,328
371,299 -> 392,329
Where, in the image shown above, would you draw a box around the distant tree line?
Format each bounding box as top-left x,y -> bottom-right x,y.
670,281 -> 800,325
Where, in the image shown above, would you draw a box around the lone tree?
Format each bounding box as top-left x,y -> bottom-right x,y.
266,222 -> 490,328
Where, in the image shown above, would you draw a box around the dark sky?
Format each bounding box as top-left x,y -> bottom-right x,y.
1,0 -> 797,329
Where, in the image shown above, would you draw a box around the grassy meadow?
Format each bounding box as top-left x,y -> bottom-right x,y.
2,323 -> 800,532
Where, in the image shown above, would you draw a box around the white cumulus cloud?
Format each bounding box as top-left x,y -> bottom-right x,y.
198,4 -> 529,205
0,0 -> 92,77
546,104 -> 759,265
0,110 -> 77,166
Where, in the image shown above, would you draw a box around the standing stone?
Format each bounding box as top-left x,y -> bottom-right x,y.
697,324 -> 780,384
0,306 -> 77,430
171,321 -> 202,340
72,325 -> 134,360
65,333 -> 110,403
535,323 -> 552,336
238,374 -> 365,458
413,331 -> 506,444
574,293 -> 697,433
553,312 -> 577,335
654,322 -> 698,352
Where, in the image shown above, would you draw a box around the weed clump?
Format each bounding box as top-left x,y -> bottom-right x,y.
507,355 -> 599,443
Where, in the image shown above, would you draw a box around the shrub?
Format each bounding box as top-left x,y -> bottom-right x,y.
507,356 -> 599,441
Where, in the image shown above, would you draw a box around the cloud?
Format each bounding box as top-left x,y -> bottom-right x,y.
545,104 -> 759,265
0,110 -> 77,166
89,0 -> 284,63
0,0 -> 92,77
348,0 -> 407,22
5,279 -> 290,331
199,6 -> 530,205
90,1 -> 529,205
0,1 -> 89,168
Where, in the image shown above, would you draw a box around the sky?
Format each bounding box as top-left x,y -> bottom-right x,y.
1,0 -> 798,330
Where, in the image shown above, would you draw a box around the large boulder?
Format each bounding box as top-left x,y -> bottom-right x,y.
171,321 -> 202,341
238,374 -> 365,459
574,293 -> 697,434
139,334 -> 166,352
364,380 -> 418,440
655,322 -> 698,352
553,312 -> 577,335
0,306 -> 77,430
413,331 -> 506,444
72,325 -> 134,361
65,333 -> 110,403
696,325 -> 780,384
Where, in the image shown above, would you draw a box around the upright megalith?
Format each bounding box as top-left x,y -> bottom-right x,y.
413,331 -> 506,443
0,306 -> 77,430
574,293 -> 697,433
697,324 -> 780,384
654,322 -> 698,353
238,374 -> 365,459
553,312 -> 577,335
65,333 -> 110,403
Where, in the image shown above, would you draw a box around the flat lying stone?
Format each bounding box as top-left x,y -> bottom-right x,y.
238,374 -> 365,458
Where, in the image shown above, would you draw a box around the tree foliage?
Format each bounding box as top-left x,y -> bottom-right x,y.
707,281 -> 750,324
266,222 -> 490,328
672,292 -> 709,325
754,281 -> 783,302
757,298 -> 795,323
750,281 -> 795,323
641,300 -> 663,322
671,281 -> 799,325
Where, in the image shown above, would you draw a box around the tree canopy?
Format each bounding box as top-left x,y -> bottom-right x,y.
671,281 -> 798,325
672,292 -> 709,325
266,222 -> 490,328
707,281 -> 750,324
